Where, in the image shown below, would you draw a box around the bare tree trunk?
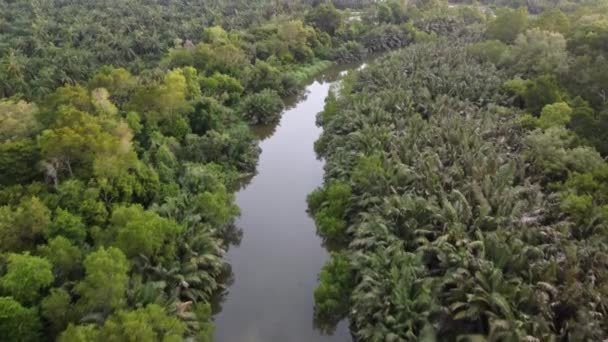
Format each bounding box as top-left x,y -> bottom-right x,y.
66,158 -> 73,177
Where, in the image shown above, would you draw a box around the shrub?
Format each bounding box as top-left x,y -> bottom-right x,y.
239,89 -> 284,125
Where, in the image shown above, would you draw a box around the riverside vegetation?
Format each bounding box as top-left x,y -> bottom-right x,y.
309,0 -> 608,340
0,0 -> 427,340
0,0 -> 607,341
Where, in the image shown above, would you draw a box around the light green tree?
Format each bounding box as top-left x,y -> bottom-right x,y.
511,28 -> 568,75
41,288 -> 74,335
89,67 -> 137,106
38,236 -> 83,281
305,4 -> 343,35
75,247 -> 130,313
108,204 -> 182,260
0,197 -> 50,252
0,296 -> 42,342
47,208 -> 87,244
532,9 -> 570,34
99,304 -> 186,342
0,252 -> 54,304
538,102 -> 573,129
91,88 -> 118,117
0,99 -> 39,141
486,7 -> 529,43
58,324 -> 100,342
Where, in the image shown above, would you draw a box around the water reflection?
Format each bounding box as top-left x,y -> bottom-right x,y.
220,222 -> 243,248
210,264 -> 234,316
213,62 -> 368,342
250,123 -> 277,142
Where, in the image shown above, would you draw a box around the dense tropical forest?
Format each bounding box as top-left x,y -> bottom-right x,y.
0,0 -> 427,340
310,0 -> 608,340
0,0 -> 606,341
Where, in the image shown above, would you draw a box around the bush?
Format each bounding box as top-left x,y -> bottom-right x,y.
538,102 -> 572,129
310,181 -> 352,241
315,211 -> 347,240
0,296 -> 42,342
468,39 -> 510,65
314,253 -> 353,324
0,253 -> 54,305
239,89 -> 284,125
334,41 -> 367,63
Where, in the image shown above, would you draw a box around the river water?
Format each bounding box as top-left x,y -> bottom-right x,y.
213,66 -> 354,342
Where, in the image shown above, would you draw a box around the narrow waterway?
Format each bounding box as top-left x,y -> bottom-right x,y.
213,67 -> 354,342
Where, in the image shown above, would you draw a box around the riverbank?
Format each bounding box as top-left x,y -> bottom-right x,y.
212,64 -> 362,342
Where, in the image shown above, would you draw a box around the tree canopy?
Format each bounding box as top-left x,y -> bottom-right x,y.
1,0 -> 608,340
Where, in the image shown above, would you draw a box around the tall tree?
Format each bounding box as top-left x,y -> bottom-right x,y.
75,247 -> 130,314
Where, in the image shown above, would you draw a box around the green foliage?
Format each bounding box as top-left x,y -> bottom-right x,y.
361,24 -> 414,53
90,88 -> 119,117
317,92 -> 339,126
188,97 -> 236,135
38,106 -> 137,183
99,304 -> 186,341
307,188 -> 327,214
310,181 -> 352,241
532,9 -> 570,34
377,3 -> 396,24
486,7 -> 529,43
310,39 -> 608,340
0,1 -> 426,341
182,124 -> 260,173
55,180 -> 108,226
181,162 -> 239,193
0,99 -> 39,141
505,75 -> 564,114
246,60 -> 283,93
200,73 -> 244,104
48,208 -> 87,244
315,212 -> 348,242
560,192 -> 593,220
41,288 -> 74,335
524,126 -> 575,179
75,247 -> 130,314
192,41 -> 248,76
194,186 -> 240,226
41,84 -> 91,117
333,41 -> 368,63
58,324 -> 100,342
511,28 -> 568,76
239,89 -> 285,125
193,302 -> 215,342
351,154 -> 388,192
0,138 -> 41,185
285,60 -> 335,88
89,67 -> 137,106
107,204 -> 182,260
571,106 -> 608,156
0,296 -> 42,342
570,14 -> 608,54
38,237 -> 82,281
306,3 -> 344,35
9,1 -> 608,340
314,253 -> 353,323
538,102 -> 572,129
0,0 -> 304,99
0,252 -> 54,304
467,40 -> 510,66
277,20 -> 317,63
0,197 -> 50,252
179,163 -> 240,226
556,164 -> 608,228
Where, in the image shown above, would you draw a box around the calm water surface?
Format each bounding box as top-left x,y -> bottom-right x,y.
213,67 -> 354,342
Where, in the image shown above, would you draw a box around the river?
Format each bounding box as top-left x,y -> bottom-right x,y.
213,65 -> 356,342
